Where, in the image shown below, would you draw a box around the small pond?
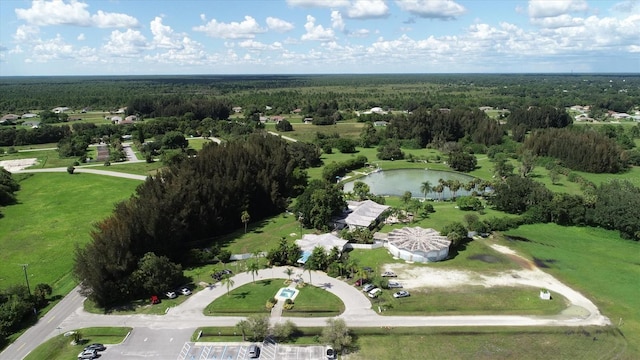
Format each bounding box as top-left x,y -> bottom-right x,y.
342,169 -> 477,199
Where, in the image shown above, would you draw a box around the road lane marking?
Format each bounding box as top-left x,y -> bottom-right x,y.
18,343 -> 25,350
47,315 -> 56,323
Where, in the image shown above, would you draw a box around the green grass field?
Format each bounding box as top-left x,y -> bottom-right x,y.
24,327 -> 131,360
499,224 -> 640,356
378,286 -> 567,316
0,173 -> 140,294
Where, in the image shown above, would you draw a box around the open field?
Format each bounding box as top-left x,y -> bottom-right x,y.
0,148 -> 82,169
377,286 -> 567,316
24,327 -> 131,360
0,173 -> 140,293
349,326 -> 628,360
499,224 -> 640,355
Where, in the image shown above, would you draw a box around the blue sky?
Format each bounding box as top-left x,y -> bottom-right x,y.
0,0 -> 638,75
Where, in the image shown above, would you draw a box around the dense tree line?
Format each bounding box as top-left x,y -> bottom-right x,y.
0,168 -> 20,218
0,125 -> 71,146
487,174 -> 640,241
385,108 -> 504,148
126,96 -> 231,120
507,106 -> 572,130
3,74 -> 638,116
322,156 -> 368,182
523,127 -> 626,173
74,134 -> 307,306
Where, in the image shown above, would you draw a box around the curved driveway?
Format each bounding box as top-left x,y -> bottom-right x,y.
1,263 -> 610,360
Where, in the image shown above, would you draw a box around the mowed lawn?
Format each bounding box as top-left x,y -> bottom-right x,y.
500,224 -> 640,356
205,279 -> 344,317
0,173 -> 140,294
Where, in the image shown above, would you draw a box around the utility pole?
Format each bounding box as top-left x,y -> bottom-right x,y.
20,264 -> 31,295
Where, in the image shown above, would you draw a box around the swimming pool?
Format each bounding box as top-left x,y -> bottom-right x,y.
275,287 -> 300,301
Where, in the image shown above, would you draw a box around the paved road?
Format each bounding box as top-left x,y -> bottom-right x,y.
267,131 -> 298,142
14,167 -> 147,181
1,262 -> 611,359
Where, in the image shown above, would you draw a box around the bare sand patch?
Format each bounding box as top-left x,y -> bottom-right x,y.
0,158 -> 37,172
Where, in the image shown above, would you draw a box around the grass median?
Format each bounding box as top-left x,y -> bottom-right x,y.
25,327 -> 131,360
205,279 -> 344,317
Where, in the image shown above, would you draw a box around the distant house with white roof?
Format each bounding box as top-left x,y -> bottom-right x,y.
52,107 -> 69,114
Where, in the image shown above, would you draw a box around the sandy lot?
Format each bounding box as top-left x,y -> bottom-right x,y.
0,158 -> 37,172
383,243 -> 610,325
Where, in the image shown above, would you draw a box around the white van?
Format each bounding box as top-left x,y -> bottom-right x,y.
368,288 -> 382,298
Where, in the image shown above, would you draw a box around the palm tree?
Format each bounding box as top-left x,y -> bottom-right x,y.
449,180 -> 462,200
420,181 -> 432,200
247,261 -> 260,283
463,180 -> 475,193
284,267 -> 294,280
434,184 -> 445,201
222,274 -> 235,296
241,210 -> 250,233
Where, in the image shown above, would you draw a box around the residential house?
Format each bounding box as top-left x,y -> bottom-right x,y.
52,107 -> 69,114
303,117 -> 313,124
296,233 -> 349,264
1,114 -> 20,122
271,116 -> 285,123
343,200 -> 390,231
373,121 -> 388,127
232,106 -> 243,113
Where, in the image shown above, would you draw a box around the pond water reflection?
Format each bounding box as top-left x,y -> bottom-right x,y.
342,169 -> 477,199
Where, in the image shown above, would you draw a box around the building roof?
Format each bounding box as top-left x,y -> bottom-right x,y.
345,200 -> 390,227
387,226 -> 451,254
295,233 -> 348,254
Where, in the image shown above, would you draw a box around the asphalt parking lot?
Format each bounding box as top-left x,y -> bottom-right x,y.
179,342 -> 328,360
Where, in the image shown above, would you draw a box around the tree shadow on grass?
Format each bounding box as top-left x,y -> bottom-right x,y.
232,291 -> 250,299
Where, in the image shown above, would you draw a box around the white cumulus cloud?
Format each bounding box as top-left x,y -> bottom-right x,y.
395,0 -> 466,20
331,11 -> 346,31
528,0 -> 588,18
15,0 -> 138,28
193,16 -> 266,39
301,15 -> 336,41
266,17 -> 294,32
150,16 -> 183,49
103,29 -> 148,55
347,0 -> 390,19
286,0 -> 350,8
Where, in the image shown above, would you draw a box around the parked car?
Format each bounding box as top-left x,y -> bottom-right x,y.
368,288 -> 382,298
248,344 -> 260,358
393,290 -> 410,298
363,266 -> 374,273
165,291 -> 177,299
78,349 -> 97,359
382,271 -> 397,277
354,278 -> 370,287
387,281 -> 403,288
326,346 -> 336,359
84,343 -> 106,351
362,284 -> 376,293
150,295 -> 160,304
179,287 -> 192,296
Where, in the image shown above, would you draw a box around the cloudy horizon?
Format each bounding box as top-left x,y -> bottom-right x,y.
0,0 -> 638,76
